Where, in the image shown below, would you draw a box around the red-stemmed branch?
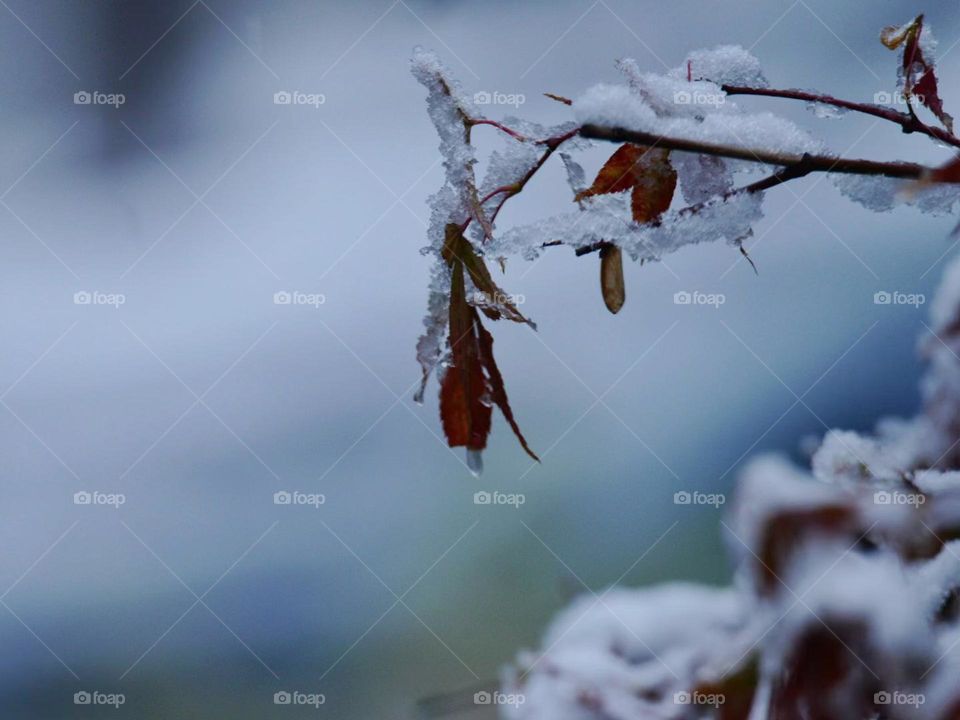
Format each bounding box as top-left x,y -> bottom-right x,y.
721,84 -> 960,150
461,82 -> 959,252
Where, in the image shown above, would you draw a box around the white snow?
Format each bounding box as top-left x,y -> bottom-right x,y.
670,45 -> 768,88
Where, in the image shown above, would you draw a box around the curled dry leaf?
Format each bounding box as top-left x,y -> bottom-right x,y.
544,92 -> 573,106
881,14 -> 954,133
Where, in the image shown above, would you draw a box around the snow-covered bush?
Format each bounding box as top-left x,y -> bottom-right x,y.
501,251 -> 960,718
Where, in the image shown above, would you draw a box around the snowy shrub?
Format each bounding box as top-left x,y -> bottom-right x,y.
501,252 -> 960,718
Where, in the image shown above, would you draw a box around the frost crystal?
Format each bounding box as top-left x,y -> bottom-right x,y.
835,173 -> 960,215
492,188 -> 762,264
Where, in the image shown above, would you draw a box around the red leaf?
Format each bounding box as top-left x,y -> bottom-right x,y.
629,147 -> 677,224
917,154 -> 960,185
576,144 -> 677,224
913,67 -> 955,134
881,15 -> 953,133
575,144 -> 645,200
476,319 -> 539,462
440,261 -> 491,453
443,224 -> 535,328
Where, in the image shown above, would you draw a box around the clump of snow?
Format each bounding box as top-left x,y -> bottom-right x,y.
491,184 -> 763,264
410,48 -> 477,200
811,429 -> 909,484
834,174 -> 960,214
673,152 -> 733,205
559,151 -> 586,198
411,48 -> 481,401
502,584 -> 753,720
806,100 -> 848,119
574,83 -> 822,157
669,45 -> 768,88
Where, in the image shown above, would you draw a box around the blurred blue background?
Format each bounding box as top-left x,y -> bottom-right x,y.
0,0 -> 958,717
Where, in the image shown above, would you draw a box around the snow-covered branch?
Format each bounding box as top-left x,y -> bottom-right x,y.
411,14 -> 960,469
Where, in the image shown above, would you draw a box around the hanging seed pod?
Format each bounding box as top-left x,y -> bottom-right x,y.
600,243 -> 625,314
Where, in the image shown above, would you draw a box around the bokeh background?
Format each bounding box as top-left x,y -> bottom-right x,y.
1,0 -> 958,717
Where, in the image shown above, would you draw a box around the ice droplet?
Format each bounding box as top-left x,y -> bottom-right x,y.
466,448 -> 484,476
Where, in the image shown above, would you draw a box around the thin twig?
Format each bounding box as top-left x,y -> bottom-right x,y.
721,85 -> 960,150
